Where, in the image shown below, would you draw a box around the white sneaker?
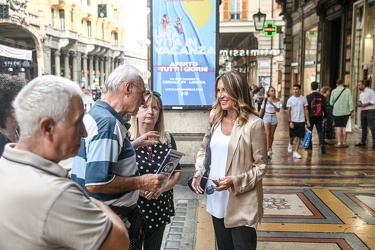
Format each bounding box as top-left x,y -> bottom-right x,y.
267,149 -> 272,157
293,151 -> 302,159
287,143 -> 293,153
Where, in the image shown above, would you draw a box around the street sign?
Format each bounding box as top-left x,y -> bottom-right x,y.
262,22 -> 278,37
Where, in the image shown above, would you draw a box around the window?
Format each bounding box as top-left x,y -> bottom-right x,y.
81,20 -> 84,36
59,9 -> 65,29
70,9 -> 73,30
87,21 -> 91,37
114,32 -> 118,46
51,8 -> 55,27
87,0 -> 91,6
114,9 -> 118,21
102,23 -> 104,40
230,0 -> 241,20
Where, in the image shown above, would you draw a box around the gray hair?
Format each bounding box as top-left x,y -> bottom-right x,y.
13,75 -> 82,137
102,64 -> 143,93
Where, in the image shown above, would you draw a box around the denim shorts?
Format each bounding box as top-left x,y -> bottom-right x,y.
263,113 -> 278,125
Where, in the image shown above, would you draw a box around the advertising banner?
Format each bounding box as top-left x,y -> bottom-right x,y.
152,0 -> 217,107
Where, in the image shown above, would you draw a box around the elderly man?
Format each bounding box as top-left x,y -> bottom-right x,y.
355,79 -> 375,148
71,64 -> 164,246
0,75 -> 129,249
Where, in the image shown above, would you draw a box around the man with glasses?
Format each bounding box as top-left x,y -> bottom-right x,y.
71,65 -> 164,247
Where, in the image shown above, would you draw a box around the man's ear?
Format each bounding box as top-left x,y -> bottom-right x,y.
39,117 -> 55,137
123,81 -> 132,95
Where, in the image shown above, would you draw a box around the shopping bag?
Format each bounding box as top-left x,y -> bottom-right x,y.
346,117 -> 352,132
300,128 -> 312,149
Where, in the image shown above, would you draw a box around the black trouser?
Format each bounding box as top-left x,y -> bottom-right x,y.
308,116 -> 324,148
360,109 -> 375,145
212,216 -> 257,250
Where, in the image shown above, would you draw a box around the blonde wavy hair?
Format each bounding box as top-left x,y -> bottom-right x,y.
212,70 -> 257,127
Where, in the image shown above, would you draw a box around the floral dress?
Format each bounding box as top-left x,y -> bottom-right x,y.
135,136 -> 181,230
323,98 -> 335,140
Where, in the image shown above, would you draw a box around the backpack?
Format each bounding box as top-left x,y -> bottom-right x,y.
310,94 -> 323,117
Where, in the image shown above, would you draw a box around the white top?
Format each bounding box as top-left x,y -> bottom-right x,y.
203,123 -> 230,219
262,99 -> 281,113
286,95 -> 308,122
359,87 -> 375,110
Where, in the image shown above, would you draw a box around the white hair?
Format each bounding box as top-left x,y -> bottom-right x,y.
102,64 -> 143,93
13,75 -> 82,137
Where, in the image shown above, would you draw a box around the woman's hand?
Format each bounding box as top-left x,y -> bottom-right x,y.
213,176 -> 233,191
143,189 -> 163,200
191,170 -> 204,194
132,131 -> 160,149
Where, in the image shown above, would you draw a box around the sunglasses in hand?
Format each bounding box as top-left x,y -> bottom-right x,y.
202,176 -> 222,195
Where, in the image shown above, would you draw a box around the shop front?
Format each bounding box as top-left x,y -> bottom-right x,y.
351,0 -> 375,124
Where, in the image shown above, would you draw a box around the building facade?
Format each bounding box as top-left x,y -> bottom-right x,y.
219,0 -> 285,97
0,0 -> 127,89
279,0 -> 375,126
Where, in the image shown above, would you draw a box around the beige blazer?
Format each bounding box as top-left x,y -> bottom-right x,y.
195,111 -> 268,228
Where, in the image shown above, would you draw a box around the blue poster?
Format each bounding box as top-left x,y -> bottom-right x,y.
152,0 -> 217,107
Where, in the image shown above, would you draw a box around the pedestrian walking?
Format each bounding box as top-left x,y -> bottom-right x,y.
0,75 -> 129,249
71,65 -> 165,249
306,81 -> 327,154
259,86 -> 281,157
320,86 -> 337,145
329,79 -> 354,147
128,90 -> 181,250
253,82 -> 265,112
355,79 -> 375,148
286,84 -> 310,159
191,70 -> 268,250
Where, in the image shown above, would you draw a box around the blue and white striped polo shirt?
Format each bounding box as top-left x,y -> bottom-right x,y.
71,100 -> 139,207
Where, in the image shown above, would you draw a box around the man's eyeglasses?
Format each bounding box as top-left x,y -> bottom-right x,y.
131,82 -> 146,102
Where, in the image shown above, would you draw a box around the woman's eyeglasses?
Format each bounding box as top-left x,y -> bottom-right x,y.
144,90 -> 161,98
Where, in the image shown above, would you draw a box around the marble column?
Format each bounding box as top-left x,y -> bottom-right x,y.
110,57 -> 114,73
99,57 -> 104,86
43,47 -> 51,75
54,50 -> 61,76
104,56 -> 109,83
71,52 -> 78,83
94,56 -> 99,84
88,55 -> 94,87
64,53 -> 70,79
82,54 -> 88,89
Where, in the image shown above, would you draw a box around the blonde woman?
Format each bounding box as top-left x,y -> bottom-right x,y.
129,90 -> 181,250
191,70 -> 268,250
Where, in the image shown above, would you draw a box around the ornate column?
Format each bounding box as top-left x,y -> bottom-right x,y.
54,50 -> 61,76
82,54 -> 88,89
89,55 -> 94,87
104,56 -> 109,83
110,57 -> 114,72
71,51 -> 78,83
64,53 -> 70,79
43,47 -> 52,75
99,57 -> 104,86
94,56 -> 99,84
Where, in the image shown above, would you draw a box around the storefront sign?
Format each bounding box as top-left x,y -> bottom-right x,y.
220,49 -> 281,57
262,22 -> 278,37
